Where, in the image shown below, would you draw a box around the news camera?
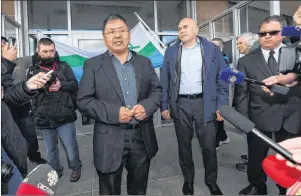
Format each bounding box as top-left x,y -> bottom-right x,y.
278,26 -> 301,74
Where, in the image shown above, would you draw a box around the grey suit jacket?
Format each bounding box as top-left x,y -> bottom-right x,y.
77,50 -> 162,173
234,47 -> 301,134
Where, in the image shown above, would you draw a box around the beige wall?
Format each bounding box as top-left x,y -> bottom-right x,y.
2,0 -> 15,19
196,0 -> 229,25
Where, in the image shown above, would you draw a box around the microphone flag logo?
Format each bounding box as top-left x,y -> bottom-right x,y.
47,170 -> 58,186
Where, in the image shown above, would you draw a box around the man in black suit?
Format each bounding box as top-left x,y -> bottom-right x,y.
77,14 -> 162,195
234,15 -> 301,195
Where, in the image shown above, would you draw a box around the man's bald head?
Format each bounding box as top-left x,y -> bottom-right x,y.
178,18 -> 199,45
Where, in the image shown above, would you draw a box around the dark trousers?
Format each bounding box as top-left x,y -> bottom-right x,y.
173,97 -> 217,185
216,121 -> 228,145
96,129 -> 150,195
14,116 -> 42,161
247,127 -> 296,191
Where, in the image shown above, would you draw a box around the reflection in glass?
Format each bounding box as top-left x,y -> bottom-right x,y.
198,25 -> 210,39
157,1 -> 186,31
71,1 -> 154,30
28,1 -> 67,30
214,13 -> 234,40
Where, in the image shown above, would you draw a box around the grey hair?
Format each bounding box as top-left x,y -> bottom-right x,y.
237,32 -> 259,49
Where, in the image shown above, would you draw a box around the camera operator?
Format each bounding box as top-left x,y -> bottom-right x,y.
1,41 -> 50,195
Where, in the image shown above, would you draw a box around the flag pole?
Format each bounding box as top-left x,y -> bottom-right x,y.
134,12 -> 167,49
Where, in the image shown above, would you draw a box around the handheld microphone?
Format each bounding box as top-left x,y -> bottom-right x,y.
219,105 -> 296,164
281,26 -> 301,37
219,68 -> 290,95
262,155 -> 301,188
16,164 -> 59,195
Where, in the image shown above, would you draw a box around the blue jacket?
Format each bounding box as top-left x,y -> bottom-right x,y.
160,36 -> 229,123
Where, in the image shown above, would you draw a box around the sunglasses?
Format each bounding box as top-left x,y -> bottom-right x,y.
257,30 -> 281,37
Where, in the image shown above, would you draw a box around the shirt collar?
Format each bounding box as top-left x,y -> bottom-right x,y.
108,50 -> 133,62
180,37 -> 200,48
261,43 -> 285,54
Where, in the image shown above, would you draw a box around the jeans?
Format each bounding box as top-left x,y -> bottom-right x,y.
41,122 -> 82,173
1,150 -> 23,195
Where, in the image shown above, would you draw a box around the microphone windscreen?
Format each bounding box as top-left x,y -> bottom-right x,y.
16,183 -> 48,195
17,164 -> 59,195
281,26 -> 301,37
219,68 -> 245,84
219,105 -> 255,134
262,155 -> 301,188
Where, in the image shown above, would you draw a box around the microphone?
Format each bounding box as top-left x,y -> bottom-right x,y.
281,26 -> 301,37
219,105 -> 296,164
262,155 -> 301,188
16,164 -> 59,195
219,68 -> 289,95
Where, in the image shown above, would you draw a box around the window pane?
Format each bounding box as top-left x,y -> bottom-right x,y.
214,13 -> 234,64
198,24 -> 211,39
157,1 -> 186,31
28,1 -> 68,30
71,1 -> 154,30
214,13 -> 234,39
248,2 -> 270,33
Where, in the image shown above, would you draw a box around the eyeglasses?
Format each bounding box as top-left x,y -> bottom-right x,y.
257,30 -> 281,37
104,29 -> 128,37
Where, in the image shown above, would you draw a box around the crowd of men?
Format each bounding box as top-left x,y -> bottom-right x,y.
1,5 -> 301,196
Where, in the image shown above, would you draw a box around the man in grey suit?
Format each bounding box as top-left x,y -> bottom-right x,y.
77,14 -> 162,195
234,15 -> 301,195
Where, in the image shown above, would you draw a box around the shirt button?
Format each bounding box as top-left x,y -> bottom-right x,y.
125,78 -> 127,81
126,91 -> 129,94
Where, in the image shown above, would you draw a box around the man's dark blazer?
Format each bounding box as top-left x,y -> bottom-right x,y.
77,50 -> 162,173
234,47 -> 301,134
160,36 -> 229,123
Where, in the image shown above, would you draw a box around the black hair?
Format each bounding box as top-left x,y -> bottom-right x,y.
102,14 -> 129,31
259,15 -> 284,29
1,36 -> 8,43
37,38 -> 55,49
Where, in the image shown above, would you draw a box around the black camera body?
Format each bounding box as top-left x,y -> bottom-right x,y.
278,41 -> 301,74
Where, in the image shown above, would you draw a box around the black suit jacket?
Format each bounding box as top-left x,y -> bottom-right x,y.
234,47 -> 301,134
77,51 -> 162,173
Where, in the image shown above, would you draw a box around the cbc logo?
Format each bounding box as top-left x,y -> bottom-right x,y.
47,170 -> 58,186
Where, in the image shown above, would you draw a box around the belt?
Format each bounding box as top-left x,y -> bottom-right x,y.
178,93 -> 203,99
126,124 -> 141,130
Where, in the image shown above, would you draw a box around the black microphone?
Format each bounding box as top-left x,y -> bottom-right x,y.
219,105 -> 296,164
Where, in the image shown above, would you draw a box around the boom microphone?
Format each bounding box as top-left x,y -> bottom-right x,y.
219,105 -> 296,164
16,164 -> 59,195
219,68 -> 289,95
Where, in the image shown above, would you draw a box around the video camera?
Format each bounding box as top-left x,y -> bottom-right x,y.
278,26 -> 301,74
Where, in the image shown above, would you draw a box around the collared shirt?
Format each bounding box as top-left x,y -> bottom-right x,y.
261,43 -> 285,64
109,50 -> 138,124
179,38 -> 203,94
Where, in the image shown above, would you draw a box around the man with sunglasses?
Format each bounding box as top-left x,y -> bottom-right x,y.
234,15 -> 301,195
